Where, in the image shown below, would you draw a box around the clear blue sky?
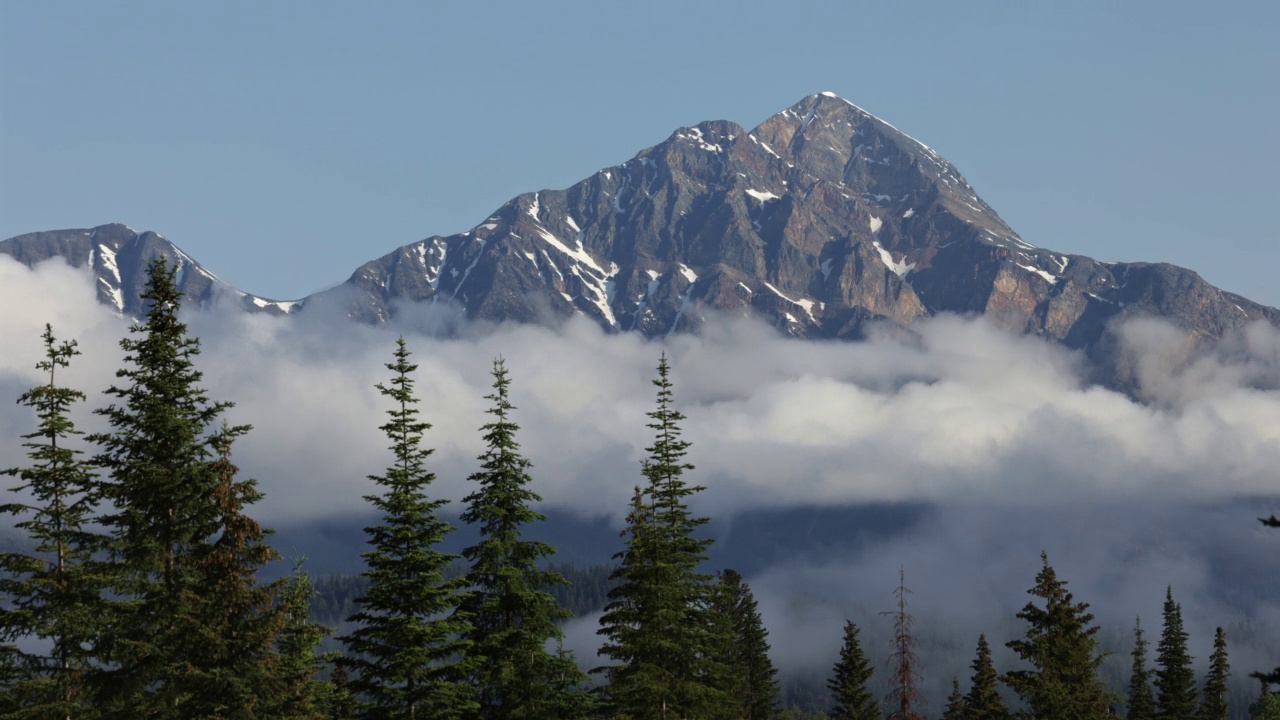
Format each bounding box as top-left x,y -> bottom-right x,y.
3,1 -> 1277,306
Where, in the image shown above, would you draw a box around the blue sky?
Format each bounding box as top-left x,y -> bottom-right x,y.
3,1 -> 1277,306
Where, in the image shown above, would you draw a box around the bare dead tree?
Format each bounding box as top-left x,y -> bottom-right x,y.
881,566 -> 924,720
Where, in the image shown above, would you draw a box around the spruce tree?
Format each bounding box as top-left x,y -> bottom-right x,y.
457,358 -> 587,719
1198,627 -> 1229,720
1251,691 -> 1280,720
1155,587 -> 1197,720
542,640 -> 597,720
1129,617 -> 1157,720
596,354 -> 734,720
173,424 -> 290,718
714,568 -> 780,720
965,634 -> 1010,720
827,620 -> 879,720
942,677 -> 965,720
0,325 -> 102,717
337,337 -> 475,720
90,258 -> 276,717
1004,552 -> 1112,720
270,561 -> 332,720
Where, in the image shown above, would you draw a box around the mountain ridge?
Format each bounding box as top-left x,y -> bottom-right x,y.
4,92 -> 1277,387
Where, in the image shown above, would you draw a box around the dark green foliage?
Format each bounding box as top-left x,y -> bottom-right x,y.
0,326 -> 102,718
596,354 -> 735,720
942,677 -> 965,720
457,358 -> 588,719
1198,627 -> 1229,720
89,258 -> 281,717
1004,552 -> 1112,720
965,634 -> 1010,720
172,426 -> 290,718
540,640 -> 597,720
1129,617 -> 1157,720
714,568 -> 780,720
337,337 -> 476,719
777,709 -> 831,720
1251,692 -> 1280,720
310,563 -> 614,631
326,664 -> 357,720
827,620 -> 879,720
1155,587 -> 1197,720
271,561 -> 332,720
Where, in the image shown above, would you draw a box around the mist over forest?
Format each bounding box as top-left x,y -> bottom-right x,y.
3,255 -> 1280,713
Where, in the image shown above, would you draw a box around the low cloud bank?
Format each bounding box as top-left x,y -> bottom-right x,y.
4,256 -> 1280,707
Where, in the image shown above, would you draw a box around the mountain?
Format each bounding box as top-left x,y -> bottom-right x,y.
4,93 -> 1277,379
0,223 -> 298,317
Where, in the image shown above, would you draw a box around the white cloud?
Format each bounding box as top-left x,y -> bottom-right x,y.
4,256 -> 1280,705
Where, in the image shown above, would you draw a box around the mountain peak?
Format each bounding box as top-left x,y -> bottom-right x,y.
5,97 -> 1279,392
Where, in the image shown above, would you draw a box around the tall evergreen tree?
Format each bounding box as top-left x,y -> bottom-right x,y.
595,354 -> 734,720
883,568 -> 923,720
89,258 -> 280,717
942,678 -> 965,720
1198,627 -> 1229,720
175,425 -> 290,718
270,561 -> 332,720
714,568 -> 780,720
1251,690 -> 1280,720
541,640 -> 597,720
1155,587 -> 1197,720
827,620 -> 879,720
457,358 -> 587,719
1004,552 -> 1112,720
337,337 -> 476,720
1128,617 -> 1157,720
964,634 -> 1010,720
0,326 -> 102,717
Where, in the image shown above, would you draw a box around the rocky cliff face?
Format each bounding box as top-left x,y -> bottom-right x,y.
0,224 -> 297,317
312,93 -> 1278,359
4,93 -> 1277,382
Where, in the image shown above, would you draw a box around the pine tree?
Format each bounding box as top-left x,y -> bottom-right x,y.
89,257 -> 231,713
827,620 -> 879,720
0,325 -> 102,717
595,354 -> 734,720
1198,627 -> 1229,720
714,568 -> 780,720
542,640 -> 597,720
1155,587 -> 1198,720
964,634 -> 1010,720
1129,617 -> 1157,720
175,425 -> 290,718
1004,552 -> 1112,720
1251,690 -> 1280,720
337,337 -> 476,720
269,560 -> 331,719
457,358 -> 587,719
942,677 -> 965,720
883,568 -> 923,720
88,258 -> 282,717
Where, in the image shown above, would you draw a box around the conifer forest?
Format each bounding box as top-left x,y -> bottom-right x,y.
2,259 -> 1279,719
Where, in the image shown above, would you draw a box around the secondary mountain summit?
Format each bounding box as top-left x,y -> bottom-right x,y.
4,93 -> 1277,371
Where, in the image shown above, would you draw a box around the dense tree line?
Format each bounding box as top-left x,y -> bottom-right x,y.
0,258 -> 1271,718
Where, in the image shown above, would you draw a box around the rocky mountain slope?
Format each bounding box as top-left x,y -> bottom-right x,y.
4,93 -> 1277,378
0,223 -> 296,317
